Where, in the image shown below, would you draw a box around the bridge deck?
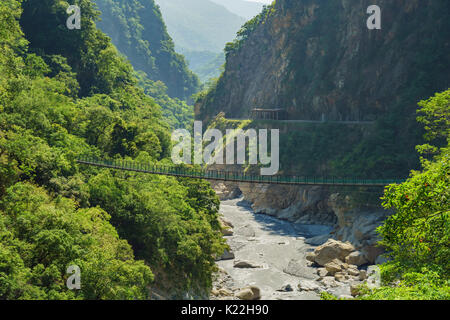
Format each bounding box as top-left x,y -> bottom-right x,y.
77,159 -> 404,187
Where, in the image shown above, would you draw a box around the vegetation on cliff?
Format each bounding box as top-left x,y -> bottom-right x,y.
0,0 -> 225,299
155,0 -> 247,83
359,90 -> 450,300
94,0 -> 199,100
197,0 -> 450,180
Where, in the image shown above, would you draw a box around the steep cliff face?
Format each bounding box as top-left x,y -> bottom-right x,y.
197,0 -> 450,178
197,0 -> 449,121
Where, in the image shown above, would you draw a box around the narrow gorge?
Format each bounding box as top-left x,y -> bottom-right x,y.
210,182 -> 385,300
197,0 -> 449,300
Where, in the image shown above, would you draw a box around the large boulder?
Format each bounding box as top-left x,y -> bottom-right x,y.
219,217 -> 234,236
283,259 -> 316,279
313,239 -> 355,266
306,252 -> 316,262
236,286 -> 261,300
361,245 -> 384,264
236,289 -> 254,300
324,258 -> 345,275
216,249 -> 235,261
347,267 -> 360,277
345,251 -> 368,266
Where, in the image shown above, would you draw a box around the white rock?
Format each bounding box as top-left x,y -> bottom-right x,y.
298,280 -> 320,292
317,268 -> 329,277
347,268 -> 360,277
219,217 -> 234,236
218,289 -> 233,296
320,276 -> 339,288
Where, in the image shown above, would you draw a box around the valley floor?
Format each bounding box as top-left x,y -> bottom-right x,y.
213,197 -> 356,300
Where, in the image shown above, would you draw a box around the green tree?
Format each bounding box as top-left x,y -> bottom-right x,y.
0,0 -> 226,299
359,90 -> 450,300
0,182 -> 153,300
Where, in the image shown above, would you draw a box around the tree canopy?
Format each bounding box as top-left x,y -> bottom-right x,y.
0,0 -> 225,299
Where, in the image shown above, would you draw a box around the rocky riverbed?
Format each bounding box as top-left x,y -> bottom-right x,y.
211,197 -> 380,300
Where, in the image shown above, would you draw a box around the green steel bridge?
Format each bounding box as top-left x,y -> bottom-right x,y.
77,158 -> 405,187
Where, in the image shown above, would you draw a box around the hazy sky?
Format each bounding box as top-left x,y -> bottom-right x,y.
246,0 -> 273,4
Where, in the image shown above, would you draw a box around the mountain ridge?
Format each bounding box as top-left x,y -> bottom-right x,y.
209,0 -> 265,19
94,0 -> 199,100
196,0 -> 450,178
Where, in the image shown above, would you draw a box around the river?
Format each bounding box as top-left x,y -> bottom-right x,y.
214,197 -> 344,300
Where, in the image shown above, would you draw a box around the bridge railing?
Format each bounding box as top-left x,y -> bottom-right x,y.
76,157 -> 404,186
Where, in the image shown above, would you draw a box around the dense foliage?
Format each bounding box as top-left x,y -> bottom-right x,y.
360,90 -> 450,300
94,0 -> 199,100
136,72 -> 194,129
0,0 -> 225,299
0,183 -> 153,299
224,4 -> 274,57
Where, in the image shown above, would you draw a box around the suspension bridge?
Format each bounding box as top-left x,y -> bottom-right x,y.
77,158 -> 405,187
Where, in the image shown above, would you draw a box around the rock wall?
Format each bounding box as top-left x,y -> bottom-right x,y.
197,0 -> 450,180
213,181 -> 390,263
197,0 -> 450,122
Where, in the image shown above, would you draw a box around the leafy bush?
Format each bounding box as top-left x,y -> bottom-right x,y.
0,0 -> 225,299
359,90 -> 450,300
0,182 -> 153,300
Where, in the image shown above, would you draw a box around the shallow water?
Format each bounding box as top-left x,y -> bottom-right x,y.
216,197 -> 334,300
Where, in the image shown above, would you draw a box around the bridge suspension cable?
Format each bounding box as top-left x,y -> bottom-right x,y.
77,158 -> 405,187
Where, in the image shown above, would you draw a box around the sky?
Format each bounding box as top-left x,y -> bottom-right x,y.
247,0 -> 273,3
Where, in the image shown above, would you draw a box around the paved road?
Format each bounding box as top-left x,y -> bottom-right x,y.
226,118 -> 375,125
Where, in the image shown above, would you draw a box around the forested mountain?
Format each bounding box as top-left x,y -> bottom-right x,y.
155,0 -> 246,82
0,0 -> 224,299
94,0 -> 199,100
181,50 -> 225,83
196,0 -> 450,178
155,0 -> 245,52
210,0 -> 265,19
